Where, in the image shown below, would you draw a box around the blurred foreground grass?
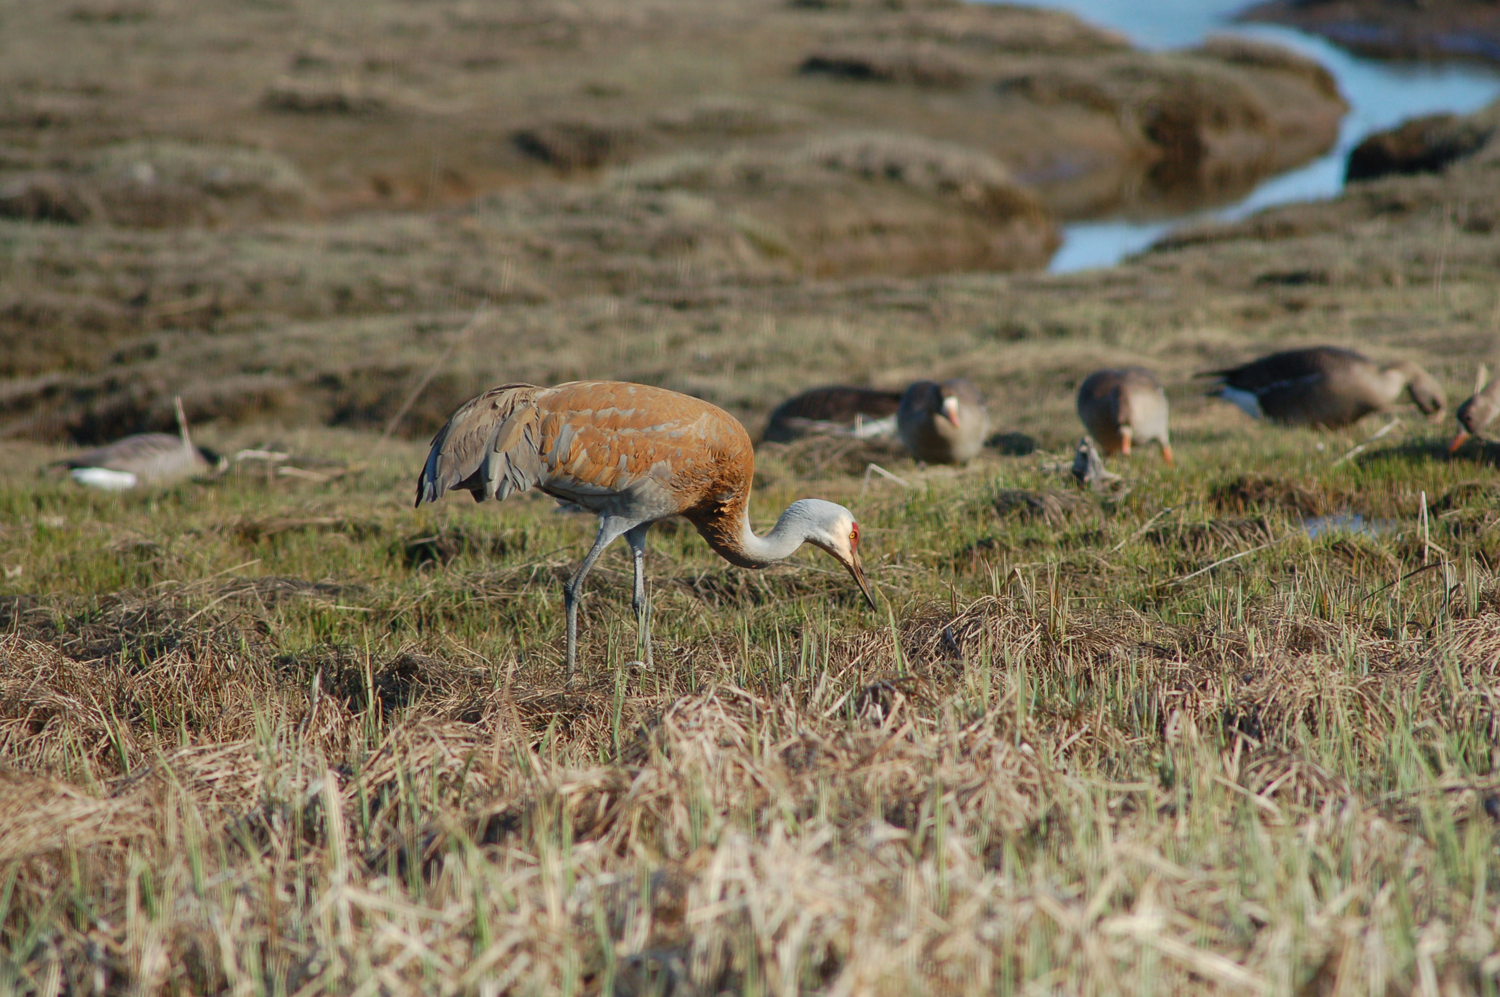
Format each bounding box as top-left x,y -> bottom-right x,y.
2,420 -> 1500,995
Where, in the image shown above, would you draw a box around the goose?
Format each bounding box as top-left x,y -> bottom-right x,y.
1205,347 -> 1444,428
1076,367 -> 1173,463
60,398 -> 224,489
896,379 -> 988,464
1451,366 -> 1500,451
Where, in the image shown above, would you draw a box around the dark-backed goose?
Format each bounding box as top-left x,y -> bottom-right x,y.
1206,347 -> 1444,428
761,385 -> 902,443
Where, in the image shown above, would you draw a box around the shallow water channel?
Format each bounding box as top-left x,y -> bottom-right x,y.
1020,1 -> 1500,272
1302,512 -> 1396,539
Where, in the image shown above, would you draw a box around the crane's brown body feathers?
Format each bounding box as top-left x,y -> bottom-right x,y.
418,381 -> 757,564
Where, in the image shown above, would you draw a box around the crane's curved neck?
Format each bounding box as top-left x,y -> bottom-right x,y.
693,501 -> 820,569
735,505 -> 816,567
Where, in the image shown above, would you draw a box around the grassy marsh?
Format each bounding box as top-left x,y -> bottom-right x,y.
3,419 -> 1500,995
2,1 -> 1500,990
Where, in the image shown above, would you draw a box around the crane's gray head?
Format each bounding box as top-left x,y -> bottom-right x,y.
788,498 -> 876,609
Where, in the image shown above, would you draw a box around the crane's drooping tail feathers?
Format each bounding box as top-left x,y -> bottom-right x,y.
415,383 -> 547,507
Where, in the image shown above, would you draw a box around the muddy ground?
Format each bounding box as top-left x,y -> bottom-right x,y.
0,0 -> 1372,452
1242,0 -> 1500,66
0,0 -> 1491,465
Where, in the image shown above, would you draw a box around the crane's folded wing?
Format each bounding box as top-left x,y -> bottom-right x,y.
416,383 -> 545,505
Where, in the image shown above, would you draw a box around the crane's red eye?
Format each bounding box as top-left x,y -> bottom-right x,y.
849,524 -> 858,546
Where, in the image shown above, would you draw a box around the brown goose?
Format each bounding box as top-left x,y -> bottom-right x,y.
897,379 -> 988,464
1206,347 -> 1445,429
762,385 -> 902,443
1076,367 -> 1174,463
60,398 -> 224,490
1451,367 -> 1500,451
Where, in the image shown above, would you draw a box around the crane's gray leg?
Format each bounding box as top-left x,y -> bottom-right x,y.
624,523 -> 653,668
564,516 -> 633,682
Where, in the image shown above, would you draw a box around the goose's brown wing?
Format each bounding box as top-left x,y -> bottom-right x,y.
1209,347 -> 1362,394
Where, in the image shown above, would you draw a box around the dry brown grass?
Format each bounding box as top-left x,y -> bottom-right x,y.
3,551 -> 1499,993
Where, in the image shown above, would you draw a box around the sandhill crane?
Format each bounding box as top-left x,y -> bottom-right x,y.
1205,347 -> 1445,429
60,397 -> 224,490
761,385 -> 902,443
1076,367 -> 1174,463
415,381 -> 876,678
897,379 -> 988,464
1451,366 -> 1500,451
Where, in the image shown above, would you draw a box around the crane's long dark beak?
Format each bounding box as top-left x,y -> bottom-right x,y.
847,551 -> 877,609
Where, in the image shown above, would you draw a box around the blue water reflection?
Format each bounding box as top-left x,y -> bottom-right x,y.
1020,2 -> 1500,272
1302,512 -> 1396,539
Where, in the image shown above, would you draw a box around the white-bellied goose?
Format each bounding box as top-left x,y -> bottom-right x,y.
60,398 -> 224,490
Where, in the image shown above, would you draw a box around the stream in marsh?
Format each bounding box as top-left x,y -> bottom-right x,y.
1022,1 -> 1500,272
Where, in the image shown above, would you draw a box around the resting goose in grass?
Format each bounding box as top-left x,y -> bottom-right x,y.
1205,347 -> 1444,429
59,398 -> 224,490
1076,367 -> 1173,463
